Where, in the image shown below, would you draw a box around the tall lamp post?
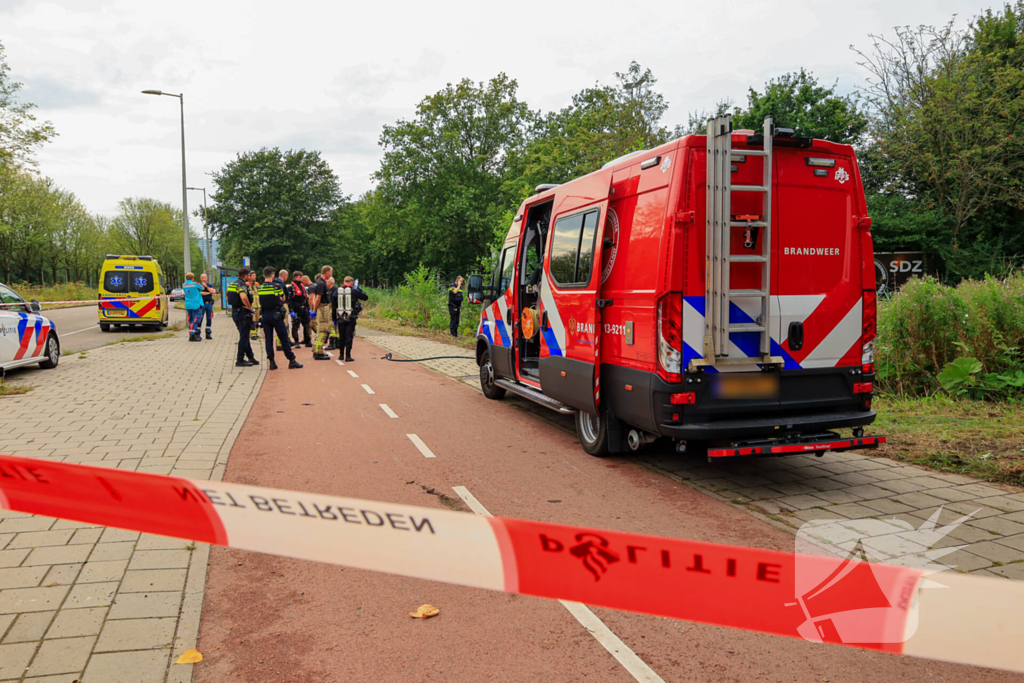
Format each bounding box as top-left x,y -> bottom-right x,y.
141,89 -> 190,275
187,186 -> 210,281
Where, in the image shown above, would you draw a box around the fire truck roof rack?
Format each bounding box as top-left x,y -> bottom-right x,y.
534,183 -> 560,193
693,114 -> 783,371
601,149 -> 648,169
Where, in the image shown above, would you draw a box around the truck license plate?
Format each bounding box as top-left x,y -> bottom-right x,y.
712,373 -> 779,399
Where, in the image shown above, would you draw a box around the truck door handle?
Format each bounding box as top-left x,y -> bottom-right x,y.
541,311 -> 549,330
506,309 -> 513,326
788,322 -> 804,351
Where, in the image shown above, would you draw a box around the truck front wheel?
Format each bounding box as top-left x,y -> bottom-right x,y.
576,409 -> 611,457
479,350 -> 506,400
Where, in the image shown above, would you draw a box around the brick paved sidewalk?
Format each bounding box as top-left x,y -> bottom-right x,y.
0,323 -> 264,682
360,328 -> 1024,580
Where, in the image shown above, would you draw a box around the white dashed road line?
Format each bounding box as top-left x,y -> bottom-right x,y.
347,370 -> 359,378
451,486 -> 666,683
335,359 -> 345,366
406,434 -> 436,459
379,404 -> 399,418
61,326 -> 98,337
361,384 -> 375,395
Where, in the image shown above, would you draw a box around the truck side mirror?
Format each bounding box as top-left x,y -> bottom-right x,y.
467,274 -> 484,304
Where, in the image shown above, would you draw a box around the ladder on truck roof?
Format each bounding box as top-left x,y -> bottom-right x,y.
698,114 -> 783,369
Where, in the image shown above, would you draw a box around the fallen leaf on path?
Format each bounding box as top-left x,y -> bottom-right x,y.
175,649 -> 203,664
409,604 -> 440,619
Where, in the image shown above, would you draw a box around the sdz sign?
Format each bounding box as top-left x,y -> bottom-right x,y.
874,251 -> 925,295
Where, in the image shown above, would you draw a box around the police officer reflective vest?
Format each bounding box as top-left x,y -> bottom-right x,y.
257,281 -> 285,313
226,280 -> 246,308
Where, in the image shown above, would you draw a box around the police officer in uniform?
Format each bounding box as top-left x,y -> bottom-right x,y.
448,276 -> 464,337
226,268 -> 257,367
257,266 -> 303,370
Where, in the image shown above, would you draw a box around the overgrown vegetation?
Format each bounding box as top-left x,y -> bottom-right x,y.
877,272 -> 1024,398
0,379 -> 32,397
361,266 -> 480,339
11,282 -> 97,307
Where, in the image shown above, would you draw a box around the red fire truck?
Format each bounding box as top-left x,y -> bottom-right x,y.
468,115 -> 885,459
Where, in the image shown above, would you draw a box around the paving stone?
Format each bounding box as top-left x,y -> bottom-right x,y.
966,541 -> 1023,564
63,582 -> 118,609
799,477 -> 849,492
820,503 -> 879,519
0,517 -> 55,533
27,636 -> 95,677
826,472 -> 880,486
95,617 -> 176,652
873,478 -> 927,494
98,528 -> 139,544
46,607 -> 107,638
886,491 -> 950,509
995,534 -> 1024,552
68,528 -> 103,545
127,549 -> 191,571
120,569 -> 188,594
792,508 -> 848,523
924,486 -> 984,503
989,562 -> 1024,581
731,486 -> 784,501
955,483 -> 1009,498
966,516 -> 1024,537
902,476 -> 954,490
42,564 -> 82,586
0,585 -> 68,614
976,495 -> 1024,513
108,591 -> 182,620
0,532 -> 12,550
5,610 -> 56,644
0,566 -> 48,589
947,525 -> 1000,544
7,530 -> 74,549
23,545 -> 92,567
24,672 -> 83,682
0,641 -> 37,678
808,489 -> 863,505
87,542 -> 135,562
838,484 -> 894,501
944,502 -> 1004,519
768,482 -> 819,497
0,612 -> 13,637
940,549 -> 995,572
78,560 -> 129,584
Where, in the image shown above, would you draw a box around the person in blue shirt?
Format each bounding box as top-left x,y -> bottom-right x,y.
182,273 -> 203,342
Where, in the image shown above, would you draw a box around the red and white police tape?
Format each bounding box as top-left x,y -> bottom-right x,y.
0,453 -> 1020,672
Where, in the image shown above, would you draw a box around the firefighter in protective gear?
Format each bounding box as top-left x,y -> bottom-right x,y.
336,276 -> 368,362
311,266 -> 333,360
326,277 -> 340,351
257,266 -> 303,370
275,269 -> 290,352
247,271 -> 261,340
448,276 -> 464,337
226,268 -> 257,367
289,270 -> 312,346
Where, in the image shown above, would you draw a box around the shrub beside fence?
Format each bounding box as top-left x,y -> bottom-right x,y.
10,283 -> 99,307
362,266 -> 481,338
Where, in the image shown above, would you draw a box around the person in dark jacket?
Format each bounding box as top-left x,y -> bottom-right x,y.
288,270 -> 311,347
448,276 -> 464,337
336,276 -> 368,362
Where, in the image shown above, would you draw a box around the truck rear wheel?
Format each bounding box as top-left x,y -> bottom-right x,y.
576,410 -> 611,457
479,350 -> 506,400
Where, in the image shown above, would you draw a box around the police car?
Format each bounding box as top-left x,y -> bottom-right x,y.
0,283 -> 61,372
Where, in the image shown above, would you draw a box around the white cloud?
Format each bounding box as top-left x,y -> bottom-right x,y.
1,0 -> 996,216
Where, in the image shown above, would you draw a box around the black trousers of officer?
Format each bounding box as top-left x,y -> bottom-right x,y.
448,305 -> 461,337
338,318 -> 357,354
232,309 -> 255,362
262,311 -> 295,362
291,307 -> 311,344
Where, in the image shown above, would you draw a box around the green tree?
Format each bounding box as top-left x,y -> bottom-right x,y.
856,3 -> 1024,274
205,148 -> 346,274
0,41 -> 56,167
368,73 -> 534,281
729,69 -> 868,143
521,62 -> 671,190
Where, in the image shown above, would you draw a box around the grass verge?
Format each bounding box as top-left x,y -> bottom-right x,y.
0,382 -> 33,397
108,332 -> 176,345
359,316 -> 476,350
873,395 -> 1024,487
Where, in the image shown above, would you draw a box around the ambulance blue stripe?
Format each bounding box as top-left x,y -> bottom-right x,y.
495,320 -> 510,347
543,328 -> 563,356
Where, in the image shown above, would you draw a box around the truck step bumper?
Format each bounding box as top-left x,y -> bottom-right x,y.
707,433 -> 886,459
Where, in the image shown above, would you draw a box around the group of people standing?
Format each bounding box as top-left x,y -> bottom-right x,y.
225,265 -> 367,370
182,272 -> 217,342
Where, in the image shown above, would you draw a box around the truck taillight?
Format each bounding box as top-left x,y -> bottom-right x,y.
862,290 -> 877,373
155,297 -> 161,310
670,392 -> 695,405
657,296 -> 682,382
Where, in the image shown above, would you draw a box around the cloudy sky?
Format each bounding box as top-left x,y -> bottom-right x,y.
1,0 -> 995,217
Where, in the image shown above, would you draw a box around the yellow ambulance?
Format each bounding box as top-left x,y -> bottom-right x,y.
98,255 -> 170,331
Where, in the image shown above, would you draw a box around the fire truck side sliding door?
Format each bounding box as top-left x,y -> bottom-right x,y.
538,201 -> 607,415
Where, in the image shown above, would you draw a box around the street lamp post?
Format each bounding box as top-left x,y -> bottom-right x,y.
187,186 -> 210,280
141,89 -> 190,275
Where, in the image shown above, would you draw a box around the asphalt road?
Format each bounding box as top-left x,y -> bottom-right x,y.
196,337 -> 1020,683
45,304 -> 189,353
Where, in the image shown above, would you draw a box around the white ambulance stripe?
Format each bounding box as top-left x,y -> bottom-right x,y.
539,275 -> 566,351
801,300 -> 862,368
211,480 -> 506,591
451,485 -> 667,683
407,434 -> 436,458
380,404 -> 399,418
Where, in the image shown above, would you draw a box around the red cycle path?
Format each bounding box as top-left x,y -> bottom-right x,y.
196,337 -> 1020,682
